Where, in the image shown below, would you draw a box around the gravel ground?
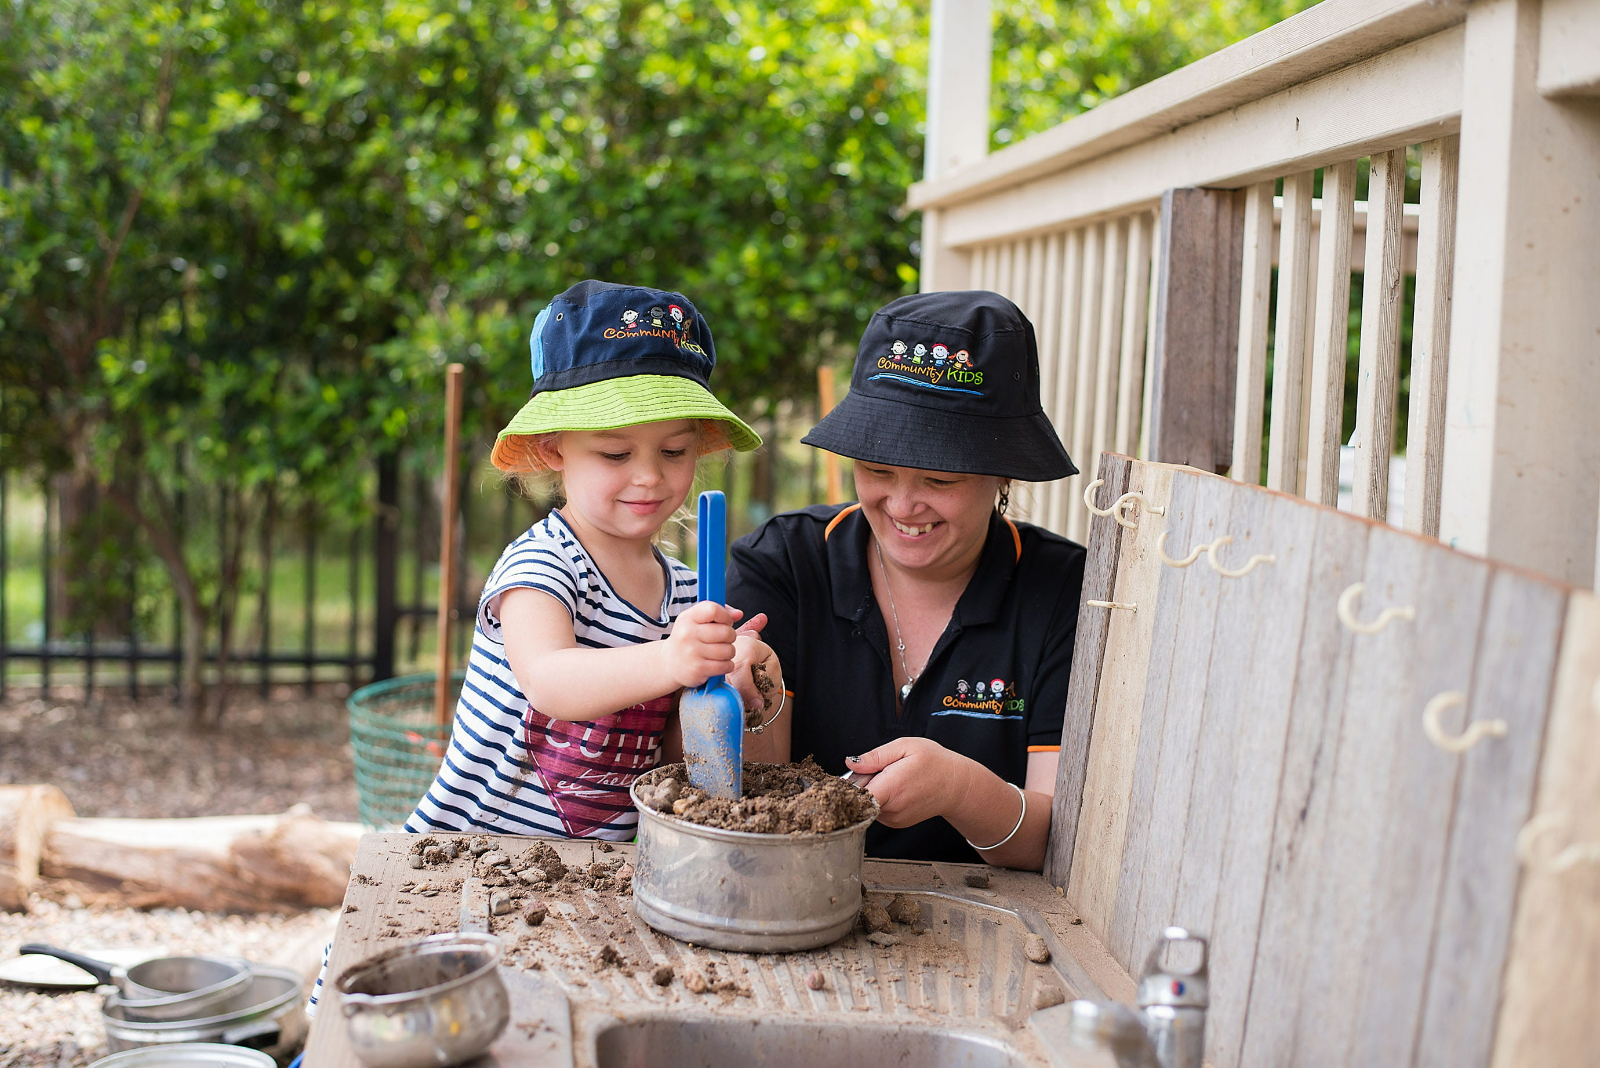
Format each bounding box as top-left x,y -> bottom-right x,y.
0,687 -> 360,1066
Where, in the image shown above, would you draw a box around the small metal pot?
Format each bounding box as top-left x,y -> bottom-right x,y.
22,943 -> 253,1023
336,932 -> 509,1068
101,965 -> 307,1064
630,779 -> 878,952
88,1044 -> 277,1068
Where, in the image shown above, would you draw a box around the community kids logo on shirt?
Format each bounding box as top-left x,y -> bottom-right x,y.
873,337 -> 983,395
932,676 -> 1024,721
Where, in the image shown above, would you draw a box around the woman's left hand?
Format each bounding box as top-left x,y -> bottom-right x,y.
845,738 -> 979,828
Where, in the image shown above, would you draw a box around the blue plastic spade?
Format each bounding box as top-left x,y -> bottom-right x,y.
679,491 -> 743,799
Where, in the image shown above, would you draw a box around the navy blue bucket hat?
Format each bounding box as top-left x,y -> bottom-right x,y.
802,290 -> 1077,482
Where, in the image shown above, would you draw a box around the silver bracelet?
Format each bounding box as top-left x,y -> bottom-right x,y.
964,782 -> 1027,852
747,686 -> 786,734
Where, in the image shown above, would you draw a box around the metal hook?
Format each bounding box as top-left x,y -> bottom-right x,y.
1157,531 -> 1206,569
1083,479 -> 1166,531
1337,582 -> 1416,635
1517,811 -> 1600,875
1421,691 -> 1507,754
1205,535 -> 1276,578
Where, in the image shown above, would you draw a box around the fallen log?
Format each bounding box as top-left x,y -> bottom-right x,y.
0,784 -> 77,911
40,802 -> 364,913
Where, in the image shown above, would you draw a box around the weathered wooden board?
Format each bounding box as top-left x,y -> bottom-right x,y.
1235,504 -> 1369,1068
1176,484 -> 1319,1068
1109,471 -> 1232,969
1048,452 -> 1134,888
1067,462 -> 1178,941
1488,589 -> 1600,1068
1414,565 -> 1569,1068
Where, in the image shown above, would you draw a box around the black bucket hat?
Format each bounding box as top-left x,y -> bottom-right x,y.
802,290 -> 1077,482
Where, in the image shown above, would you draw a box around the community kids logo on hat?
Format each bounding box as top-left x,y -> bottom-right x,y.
489,279 -> 760,473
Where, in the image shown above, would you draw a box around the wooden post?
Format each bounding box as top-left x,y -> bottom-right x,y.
373,452 -> 399,682
433,364 -> 464,727
1440,0 -> 1600,586
918,0 -> 990,293
1146,188 -> 1244,475
817,366 -> 844,505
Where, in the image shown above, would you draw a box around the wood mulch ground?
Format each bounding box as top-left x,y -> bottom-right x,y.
0,687 -> 365,1067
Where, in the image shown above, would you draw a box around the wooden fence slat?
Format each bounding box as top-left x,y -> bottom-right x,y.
1116,213 -> 1153,459
1298,527 -> 1489,1068
1489,590 -> 1600,1068
1402,136 -> 1459,537
1024,235 -> 1045,323
996,239 -> 1015,298
1091,219 -> 1130,485
1237,507 -> 1368,1068
1305,160 -> 1358,506
1175,488 -> 1318,1068
1139,210 -> 1162,461
1035,232 -> 1066,534
1231,181 -> 1275,485
976,244 -> 993,290
1351,148 -> 1406,521
1068,462 -> 1179,948
1414,568 -> 1568,1068
1049,229 -> 1086,534
1267,170 -> 1316,493
1113,472 -> 1233,969
1047,453 -> 1134,888
1068,224 -> 1105,543
1148,190 -> 1242,473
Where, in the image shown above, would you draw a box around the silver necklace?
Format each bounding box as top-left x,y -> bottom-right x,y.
874,540 -> 921,700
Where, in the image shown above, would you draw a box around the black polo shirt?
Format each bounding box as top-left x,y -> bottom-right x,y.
726,503 -> 1086,863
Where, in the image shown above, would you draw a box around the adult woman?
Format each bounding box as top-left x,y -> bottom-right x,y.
726,291 -> 1084,870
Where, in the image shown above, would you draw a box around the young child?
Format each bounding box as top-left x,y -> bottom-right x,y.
404,279 -> 776,841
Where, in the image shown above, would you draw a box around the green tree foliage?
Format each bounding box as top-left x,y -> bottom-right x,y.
0,0 -> 1311,715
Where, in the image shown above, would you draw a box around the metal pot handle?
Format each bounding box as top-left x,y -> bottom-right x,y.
17,943 -> 117,987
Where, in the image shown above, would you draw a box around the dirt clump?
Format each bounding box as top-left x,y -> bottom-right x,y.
651,963 -> 675,986
887,894 -> 921,926
636,758 -> 876,835
747,658 -> 780,728
860,898 -> 893,934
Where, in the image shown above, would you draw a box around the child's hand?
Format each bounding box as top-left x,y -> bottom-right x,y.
662,601 -> 741,689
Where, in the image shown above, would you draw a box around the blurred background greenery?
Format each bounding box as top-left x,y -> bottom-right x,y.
0,0 -> 1315,712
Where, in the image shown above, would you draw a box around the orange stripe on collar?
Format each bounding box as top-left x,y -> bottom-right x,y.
1027,745 -> 1060,753
1004,516 -> 1021,563
823,503 -> 861,540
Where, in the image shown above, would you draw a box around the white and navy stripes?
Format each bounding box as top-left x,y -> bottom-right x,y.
403,511 -> 696,840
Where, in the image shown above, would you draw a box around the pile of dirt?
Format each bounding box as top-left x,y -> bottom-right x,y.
635,757 -> 877,835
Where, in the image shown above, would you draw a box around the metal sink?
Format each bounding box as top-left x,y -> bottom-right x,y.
591,1015 -> 1029,1068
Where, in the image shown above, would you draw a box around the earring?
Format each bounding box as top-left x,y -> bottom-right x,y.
997,485 -> 1011,515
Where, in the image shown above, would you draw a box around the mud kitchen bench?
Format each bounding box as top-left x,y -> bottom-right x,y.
308,456 -> 1600,1068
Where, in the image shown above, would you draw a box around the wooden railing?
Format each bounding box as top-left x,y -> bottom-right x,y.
913,0 -> 1600,587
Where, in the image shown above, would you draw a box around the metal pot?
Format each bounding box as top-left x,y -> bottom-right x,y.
336,932 -> 509,1068
101,965 -> 307,1065
629,779 -> 878,952
21,943 -> 253,1023
88,1044 -> 278,1068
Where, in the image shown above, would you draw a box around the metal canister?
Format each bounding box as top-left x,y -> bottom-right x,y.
630,780 -> 878,952
1136,927 -> 1209,1068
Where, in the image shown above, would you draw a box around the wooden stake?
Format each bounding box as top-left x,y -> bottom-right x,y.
434,363 -> 464,727
818,365 -> 844,505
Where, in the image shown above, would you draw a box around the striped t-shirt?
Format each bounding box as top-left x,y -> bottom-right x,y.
404,511 -> 696,840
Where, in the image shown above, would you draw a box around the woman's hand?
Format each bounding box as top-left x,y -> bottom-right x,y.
845,738 -> 980,828
660,601 -> 741,689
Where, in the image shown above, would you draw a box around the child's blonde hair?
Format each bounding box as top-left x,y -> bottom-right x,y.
499,420 -> 732,504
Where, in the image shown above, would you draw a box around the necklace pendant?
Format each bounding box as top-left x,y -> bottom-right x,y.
900,682 -> 913,700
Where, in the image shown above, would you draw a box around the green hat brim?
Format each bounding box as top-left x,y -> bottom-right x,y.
491,375 -> 761,472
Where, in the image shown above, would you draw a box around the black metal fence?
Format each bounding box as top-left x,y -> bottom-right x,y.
0,450 -> 551,703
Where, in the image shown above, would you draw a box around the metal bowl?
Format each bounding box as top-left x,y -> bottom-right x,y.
101,964 -> 307,1064
335,932 -> 509,1068
630,778 -> 879,952
88,1044 -> 277,1068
